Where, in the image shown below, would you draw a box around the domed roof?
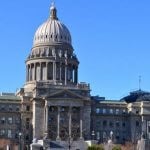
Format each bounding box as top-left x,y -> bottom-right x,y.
121,89 -> 150,103
33,4 -> 72,46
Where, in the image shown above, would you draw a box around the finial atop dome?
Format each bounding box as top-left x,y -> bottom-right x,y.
50,2 -> 58,20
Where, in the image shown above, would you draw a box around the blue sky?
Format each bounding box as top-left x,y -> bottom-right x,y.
0,0 -> 150,99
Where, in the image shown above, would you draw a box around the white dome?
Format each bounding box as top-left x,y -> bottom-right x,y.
33,5 -> 72,46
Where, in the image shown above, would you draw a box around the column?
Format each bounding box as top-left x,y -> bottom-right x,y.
74,67 -> 78,84
80,107 -> 83,140
45,105 -> 48,137
40,63 -> 42,81
34,63 -> 36,80
56,106 -> 60,140
59,62 -> 62,81
53,62 -> 56,83
65,63 -> 67,85
46,62 -> 48,80
26,65 -> 28,82
69,106 -> 72,138
32,63 -> 35,81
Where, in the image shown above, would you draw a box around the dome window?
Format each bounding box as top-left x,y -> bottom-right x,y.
55,35 -> 57,39
61,36 -> 62,39
51,34 -> 53,38
46,35 -> 48,38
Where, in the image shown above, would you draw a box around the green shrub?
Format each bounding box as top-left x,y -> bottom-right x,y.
112,145 -> 122,150
87,144 -> 104,150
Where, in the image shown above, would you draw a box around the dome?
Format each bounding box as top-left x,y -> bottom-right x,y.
33,4 -> 72,46
121,89 -> 150,103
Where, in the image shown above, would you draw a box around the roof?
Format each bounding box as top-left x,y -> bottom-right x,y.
33,4 -> 71,47
0,94 -> 21,101
99,100 -> 126,104
121,89 -> 150,103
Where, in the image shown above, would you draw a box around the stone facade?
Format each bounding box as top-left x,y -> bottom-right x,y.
91,91 -> 150,144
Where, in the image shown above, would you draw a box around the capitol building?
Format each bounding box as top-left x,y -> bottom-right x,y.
0,3 -> 150,150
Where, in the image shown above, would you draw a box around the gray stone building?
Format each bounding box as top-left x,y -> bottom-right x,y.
1,2 -> 150,150
91,90 -> 150,145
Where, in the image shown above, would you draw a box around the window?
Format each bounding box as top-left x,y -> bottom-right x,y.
103,120 -> 107,127
16,106 -> 20,111
103,131 -> 107,138
116,109 -> 119,114
122,122 -> 126,127
1,117 -> 5,124
109,109 -> 113,114
48,117 -> 54,123
8,105 -> 12,111
26,118 -> 30,129
1,105 -> 5,111
15,117 -> 20,124
136,121 -> 140,127
116,121 -> 120,127
116,131 -> 120,140
49,106 -> 54,112
96,121 -> 101,126
96,108 -> 100,114
8,117 -> 13,124
103,108 -> 106,114
96,132 -> 100,140
25,135 -> 29,140
109,121 -> 114,128
136,109 -> 139,114
7,130 -> 12,138
60,117 -> 65,123
26,106 -> 30,111
61,107 -> 66,112
122,109 -> 126,114
0,129 -> 5,136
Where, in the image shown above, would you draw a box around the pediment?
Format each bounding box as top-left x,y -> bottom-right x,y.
47,89 -> 85,100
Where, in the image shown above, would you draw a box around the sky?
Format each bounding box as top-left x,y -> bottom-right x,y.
0,0 -> 150,100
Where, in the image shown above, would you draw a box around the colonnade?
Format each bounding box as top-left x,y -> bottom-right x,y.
44,105 -> 83,140
26,61 -> 78,84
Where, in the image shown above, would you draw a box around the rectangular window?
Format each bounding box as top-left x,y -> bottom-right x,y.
109,121 -> 114,127
96,108 -> 100,114
15,117 -> 20,124
7,130 -> 12,138
16,106 -> 20,111
0,129 -> 5,136
26,118 -> 30,129
116,121 -> 120,127
8,105 -> 13,111
116,109 -> 119,114
109,109 -> 113,114
103,108 -> 106,114
96,132 -> 100,140
136,121 -> 140,127
1,105 -> 5,111
103,120 -> 107,127
8,117 -> 13,124
122,122 -> 126,127
136,109 -> 139,114
1,117 -> 5,124
26,106 -> 30,111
